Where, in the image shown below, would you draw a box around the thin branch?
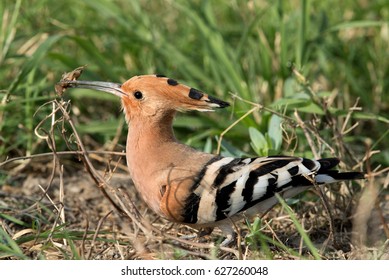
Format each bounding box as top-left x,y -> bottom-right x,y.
217,106 -> 259,155
294,110 -> 320,159
55,99 -> 126,216
1,150 -> 126,168
86,210 -> 113,260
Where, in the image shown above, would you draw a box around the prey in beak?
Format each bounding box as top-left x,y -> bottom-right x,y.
56,79 -> 125,98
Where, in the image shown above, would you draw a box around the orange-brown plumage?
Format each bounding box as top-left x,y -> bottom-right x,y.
60,73 -> 364,245
117,76 -> 221,221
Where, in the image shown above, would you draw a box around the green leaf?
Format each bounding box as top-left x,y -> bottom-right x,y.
249,127 -> 268,156
219,138 -> 247,158
203,137 -> 213,153
268,114 -> 283,151
352,112 -> 389,124
271,98 -> 310,108
297,102 -> 325,115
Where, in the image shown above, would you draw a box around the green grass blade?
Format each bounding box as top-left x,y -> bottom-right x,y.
0,227 -> 29,260
276,193 -> 321,259
0,0 -> 21,65
0,213 -> 30,227
8,34 -> 63,92
329,20 -> 385,32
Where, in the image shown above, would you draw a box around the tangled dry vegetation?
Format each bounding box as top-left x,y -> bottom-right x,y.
1,69 -> 388,260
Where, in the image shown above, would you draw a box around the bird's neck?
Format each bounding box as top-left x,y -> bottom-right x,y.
127,111 -> 177,148
123,111 -> 214,216
125,111 -> 180,182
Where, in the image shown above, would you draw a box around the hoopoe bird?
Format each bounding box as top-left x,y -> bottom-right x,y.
58,74 -> 364,245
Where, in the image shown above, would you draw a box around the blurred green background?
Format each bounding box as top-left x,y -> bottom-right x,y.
1,0 -> 388,166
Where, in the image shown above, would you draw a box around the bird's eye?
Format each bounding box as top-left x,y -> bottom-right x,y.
133,91 -> 143,100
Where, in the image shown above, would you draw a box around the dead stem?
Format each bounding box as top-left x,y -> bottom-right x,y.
0,150 -> 126,169
86,210 -> 113,260
217,106 -> 259,155
294,110 -> 319,159
352,149 -> 378,247
80,216 -> 89,259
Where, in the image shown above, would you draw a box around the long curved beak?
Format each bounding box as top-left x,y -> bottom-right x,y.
57,80 -> 125,98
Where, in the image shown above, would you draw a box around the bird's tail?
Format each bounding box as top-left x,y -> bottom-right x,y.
315,158 -> 364,184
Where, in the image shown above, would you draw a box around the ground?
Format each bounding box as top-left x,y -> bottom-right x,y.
1,154 -> 388,260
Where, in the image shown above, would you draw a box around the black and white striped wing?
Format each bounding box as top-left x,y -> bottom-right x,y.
183,156 -> 363,225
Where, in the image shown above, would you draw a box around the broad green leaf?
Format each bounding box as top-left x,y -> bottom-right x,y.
297,102 -> 325,115
249,127 -> 268,156
271,98 -> 310,108
219,138 -> 248,158
268,114 -> 283,151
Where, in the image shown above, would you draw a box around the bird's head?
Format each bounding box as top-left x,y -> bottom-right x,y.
60,74 -> 229,121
